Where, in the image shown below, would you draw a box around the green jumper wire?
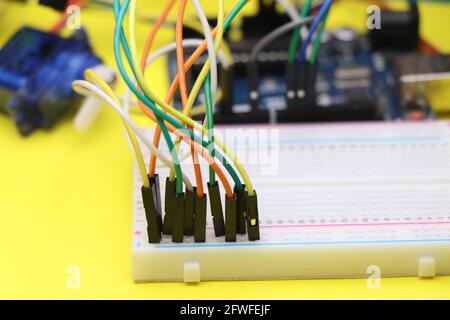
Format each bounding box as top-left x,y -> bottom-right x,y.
204,73 -> 216,184
114,0 -> 183,195
309,7 -> 331,64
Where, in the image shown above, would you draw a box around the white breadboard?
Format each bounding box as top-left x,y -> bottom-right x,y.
132,121 -> 450,282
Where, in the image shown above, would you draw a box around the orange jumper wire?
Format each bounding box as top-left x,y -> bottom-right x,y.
149,26 -> 226,188
175,0 -> 205,197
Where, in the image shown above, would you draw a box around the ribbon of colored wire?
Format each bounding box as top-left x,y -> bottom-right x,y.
155,0 -> 256,195
141,0 -> 250,194
113,0 -> 238,198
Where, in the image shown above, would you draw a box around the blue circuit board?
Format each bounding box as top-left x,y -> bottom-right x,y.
0,27 -> 101,136
168,32 -> 433,122
230,44 -> 403,120
315,40 -> 402,120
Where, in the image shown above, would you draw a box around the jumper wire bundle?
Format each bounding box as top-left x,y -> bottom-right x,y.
73,0 -> 260,244
71,0 -> 333,244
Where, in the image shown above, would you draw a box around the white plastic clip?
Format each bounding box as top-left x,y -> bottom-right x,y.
418,257 -> 436,278
183,262 -> 201,283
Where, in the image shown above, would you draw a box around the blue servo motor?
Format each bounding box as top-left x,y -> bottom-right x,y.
0,27 -> 102,136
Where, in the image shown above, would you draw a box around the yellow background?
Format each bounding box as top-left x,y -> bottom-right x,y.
0,0 -> 450,299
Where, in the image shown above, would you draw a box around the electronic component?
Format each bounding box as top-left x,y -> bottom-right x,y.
278,28 -> 401,122
369,2 -> 420,50
0,27 -> 103,136
167,2 -> 439,124
184,188 -> 195,236
141,182 -> 162,244
168,0 -> 289,123
172,194 -> 185,243
141,174 -> 164,244
401,95 -> 433,121
132,122 -> 450,282
334,66 -> 372,89
279,62 -> 318,122
150,174 -> 163,220
163,178 -> 176,235
170,32 -> 370,123
207,182 -> 226,237
234,185 -> 247,235
225,196 -> 237,242
194,193 -> 207,243
76,0 -> 263,247
245,192 -> 260,241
